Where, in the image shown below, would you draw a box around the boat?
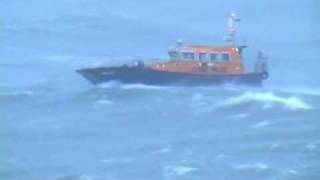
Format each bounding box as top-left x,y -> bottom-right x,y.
76,13 -> 269,86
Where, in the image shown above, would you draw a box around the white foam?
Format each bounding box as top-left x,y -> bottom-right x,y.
285,169 -> 299,175
190,93 -> 209,108
101,157 -> 133,164
93,99 -> 113,108
98,81 -> 122,88
270,86 -> 320,96
121,83 -> 166,90
173,166 -> 198,176
306,143 -> 317,150
269,143 -> 281,151
152,146 -> 172,155
96,99 -> 113,104
229,113 -> 248,119
190,94 -> 208,108
216,92 -> 312,110
215,154 -> 230,160
251,121 -> 271,129
235,163 -> 269,172
0,90 -> 34,97
98,81 -> 168,91
164,165 -> 198,176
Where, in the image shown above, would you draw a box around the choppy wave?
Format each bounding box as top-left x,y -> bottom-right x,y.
216,92 -> 312,110
151,146 -> 172,155
0,90 -> 34,97
251,121 -> 271,129
269,87 -> 320,97
305,142 -> 319,151
93,99 -> 113,108
229,113 -> 248,119
164,165 -> 198,177
101,157 -> 133,164
235,162 -> 270,172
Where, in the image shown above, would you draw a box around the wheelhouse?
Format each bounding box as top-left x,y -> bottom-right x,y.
152,44 -> 244,74
168,45 -> 235,63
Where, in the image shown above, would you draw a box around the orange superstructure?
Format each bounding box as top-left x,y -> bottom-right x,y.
150,45 -> 245,75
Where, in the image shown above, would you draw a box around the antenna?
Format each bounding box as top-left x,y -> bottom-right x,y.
224,12 -> 240,43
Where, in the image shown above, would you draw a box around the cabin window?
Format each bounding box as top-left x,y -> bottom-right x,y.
210,53 -> 218,62
182,52 -> 195,60
221,53 -> 230,62
198,53 -> 207,61
169,51 -> 179,60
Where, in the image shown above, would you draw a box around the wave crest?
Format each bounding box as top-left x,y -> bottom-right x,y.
164,165 -> 198,177
217,92 -> 312,110
235,163 -> 270,172
0,90 -> 34,98
93,99 -> 113,108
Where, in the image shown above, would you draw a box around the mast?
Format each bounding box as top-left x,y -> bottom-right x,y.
224,12 -> 240,44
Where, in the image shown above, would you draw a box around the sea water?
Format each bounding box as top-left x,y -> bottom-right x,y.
1,0 -> 320,179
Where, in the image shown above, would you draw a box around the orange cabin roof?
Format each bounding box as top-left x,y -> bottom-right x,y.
187,45 -> 238,52
169,45 -> 242,62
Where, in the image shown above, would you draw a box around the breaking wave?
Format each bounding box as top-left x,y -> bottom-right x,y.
216,92 -> 312,110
